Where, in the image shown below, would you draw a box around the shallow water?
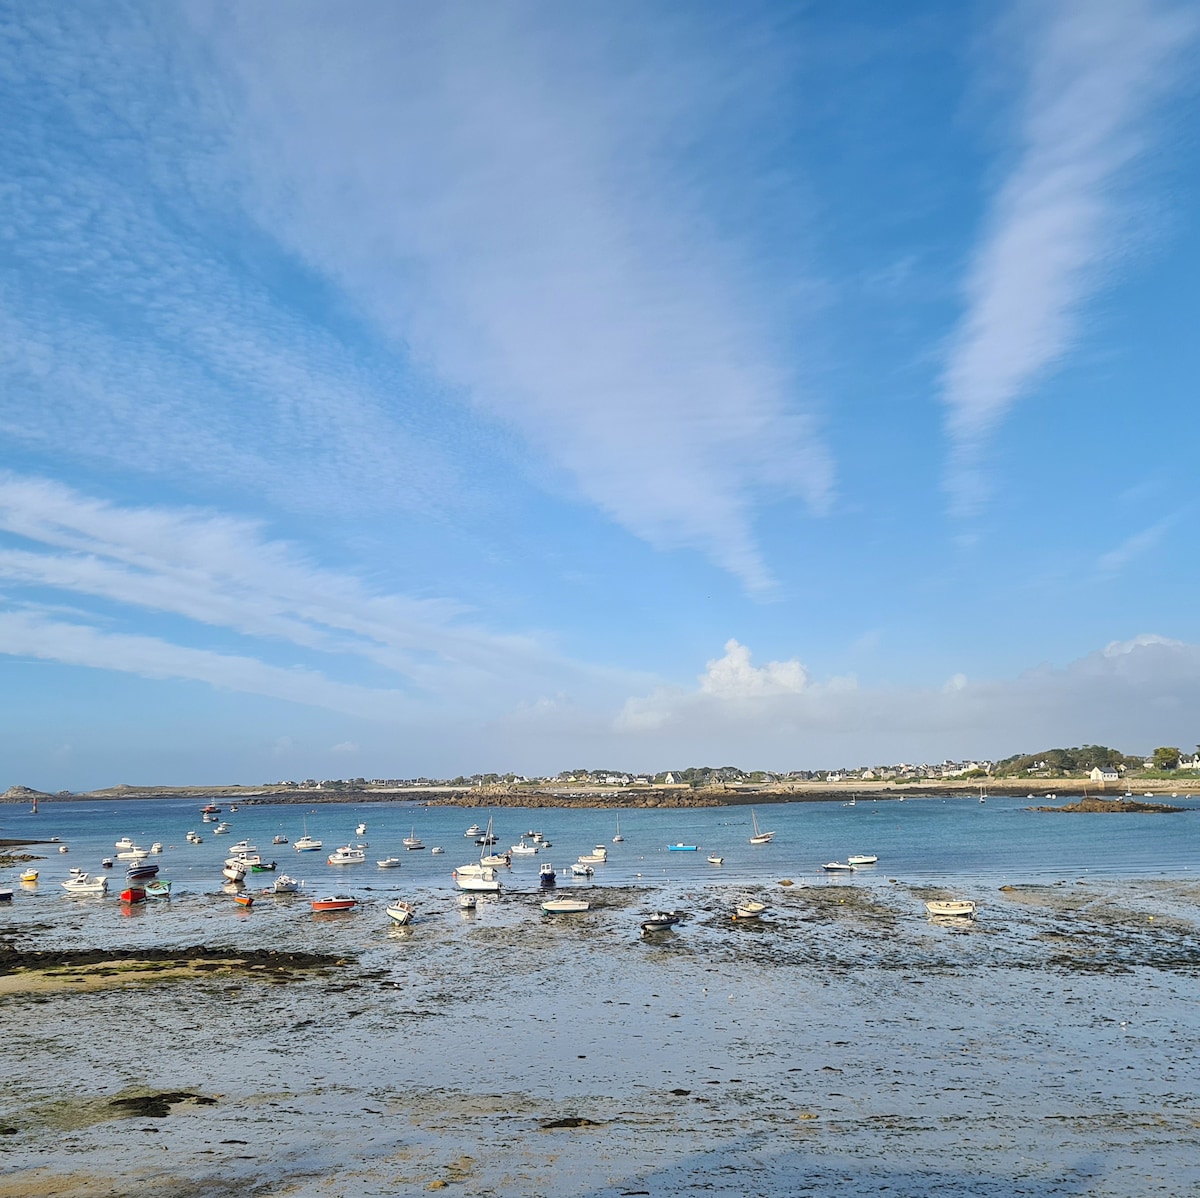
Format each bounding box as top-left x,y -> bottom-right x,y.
3,797 -> 1199,1196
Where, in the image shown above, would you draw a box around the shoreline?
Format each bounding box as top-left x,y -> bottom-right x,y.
5,777 -> 1197,809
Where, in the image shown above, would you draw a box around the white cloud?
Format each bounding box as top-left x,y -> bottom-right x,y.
943,0 -> 1195,511
699,639 -> 809,699
0,474 -> 646,717
194,3 -> 832,590
612,636 -> 1200,766
331,741 -> 359,754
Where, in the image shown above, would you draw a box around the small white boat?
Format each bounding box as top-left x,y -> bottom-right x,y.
294,834 -> 323,852
229,840 -> 257,857
116,847 -> 149,860
0,888 -> 12,901
222,862 -> 246,883
402,828 -> 424,851
510,841 -> 538,855
149,842 -> 163,854
480,851 -> 511,867
735,900 -> 768,920
328,845 -> 366,865
542,897 -> 589,914
749,808 -> 775,844
186,831 -> 202,844
847,854 -> 878,866
707,855 -> 724,865
458,892 -> 477,910
613,814 -> 624,844
570,863 -> 594,877
273,874 -> 301,894
272,834 -> 289,845
356,823 -> 367,836
386,900 -> 416,925
641,911 -> 680,932
822,861 -> 855,873
62,872 -> 108,895
430,846 -> 444,855
377,856 -> 402,869
465,824 -> 482,838
456,873 -> 501,893
19,868 -> 38,883
577,847 -> 607,864
214,822 -> 231,834
114,836 -> 135,851
925,899 -> 977,919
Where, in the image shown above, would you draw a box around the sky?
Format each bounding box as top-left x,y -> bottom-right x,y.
2,0 -> 1200,789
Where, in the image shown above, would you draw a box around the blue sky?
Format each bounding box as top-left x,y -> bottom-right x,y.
3,0 -> 1200,788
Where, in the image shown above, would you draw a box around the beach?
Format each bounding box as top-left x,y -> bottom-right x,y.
3,864 -> 1200,1197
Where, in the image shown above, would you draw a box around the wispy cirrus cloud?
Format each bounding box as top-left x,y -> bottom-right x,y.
0,475 -> 643,714
0,5 -> 455,517
193,1 -> 832,591
943,0 -> 1196,513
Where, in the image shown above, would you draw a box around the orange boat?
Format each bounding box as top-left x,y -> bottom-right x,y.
119,886 -> 146,904
234,893 -> 254,908
311,894 -> 357,912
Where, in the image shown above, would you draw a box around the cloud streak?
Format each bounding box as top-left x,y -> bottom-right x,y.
195,2 -> 832,590
942,0 -> 1195,512
0,474 -> 643,714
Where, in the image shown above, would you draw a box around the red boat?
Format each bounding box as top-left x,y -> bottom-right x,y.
234,893 -> 254,908
120,886 -> 146,904
311,894 -> 357,913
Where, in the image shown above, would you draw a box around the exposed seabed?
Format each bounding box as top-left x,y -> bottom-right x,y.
3,877 -> 1199,1197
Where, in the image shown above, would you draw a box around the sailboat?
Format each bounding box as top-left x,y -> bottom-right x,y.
293,817 -> 323,853
403,827 -> 425,850
612,813 -> 624,844
749,808 -> 775,844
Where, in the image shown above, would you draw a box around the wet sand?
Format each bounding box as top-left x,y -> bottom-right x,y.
2,878 -> 1199,1196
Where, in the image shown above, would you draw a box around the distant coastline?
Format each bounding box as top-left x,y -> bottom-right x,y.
4,777 -> 1195,810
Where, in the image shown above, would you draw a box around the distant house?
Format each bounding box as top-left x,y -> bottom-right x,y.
1089,766 -> 1120,787
826,772 -> 844,783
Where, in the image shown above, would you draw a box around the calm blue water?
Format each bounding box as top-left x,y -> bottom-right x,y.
4,791 -> 1198,899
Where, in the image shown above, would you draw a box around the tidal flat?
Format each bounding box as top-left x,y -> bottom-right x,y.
2,877 -> 1200,1197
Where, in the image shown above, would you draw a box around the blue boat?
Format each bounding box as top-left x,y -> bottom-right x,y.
668,844 -> 698,851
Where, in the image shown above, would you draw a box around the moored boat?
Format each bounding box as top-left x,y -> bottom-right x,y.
311,894 -> 357,912
234,892 -> 254,907
510,841 -> 538,855
734,900 -> 768,920
120,886 -> 147,904
640,911 -> 680,932
822,861 -> 855,873
144,879 -> 172,898
327,845 -> 366,865
542,897 -> 589,914
385,900 -> 416,925
402,828 -> 425,851
457,892 -> 477,910
925,899 -> 976,919
19,869 -> 38,883
273,834 -> 289,844
125,862 -> 160,880
376,856 -> 402,869
464,823 -> 482,838
667,844 -> 697,852
539,862 -> 556,886
570,863 -> 594,877
847,854 -> 878,866
62,872 -> 108,894
749,808 -> 775,845
273,874 -> 301,894
707,855 -> 724,865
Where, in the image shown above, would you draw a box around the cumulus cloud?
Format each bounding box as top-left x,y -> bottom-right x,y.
943,0 -> 1195,511
612,636 -> 1200,766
